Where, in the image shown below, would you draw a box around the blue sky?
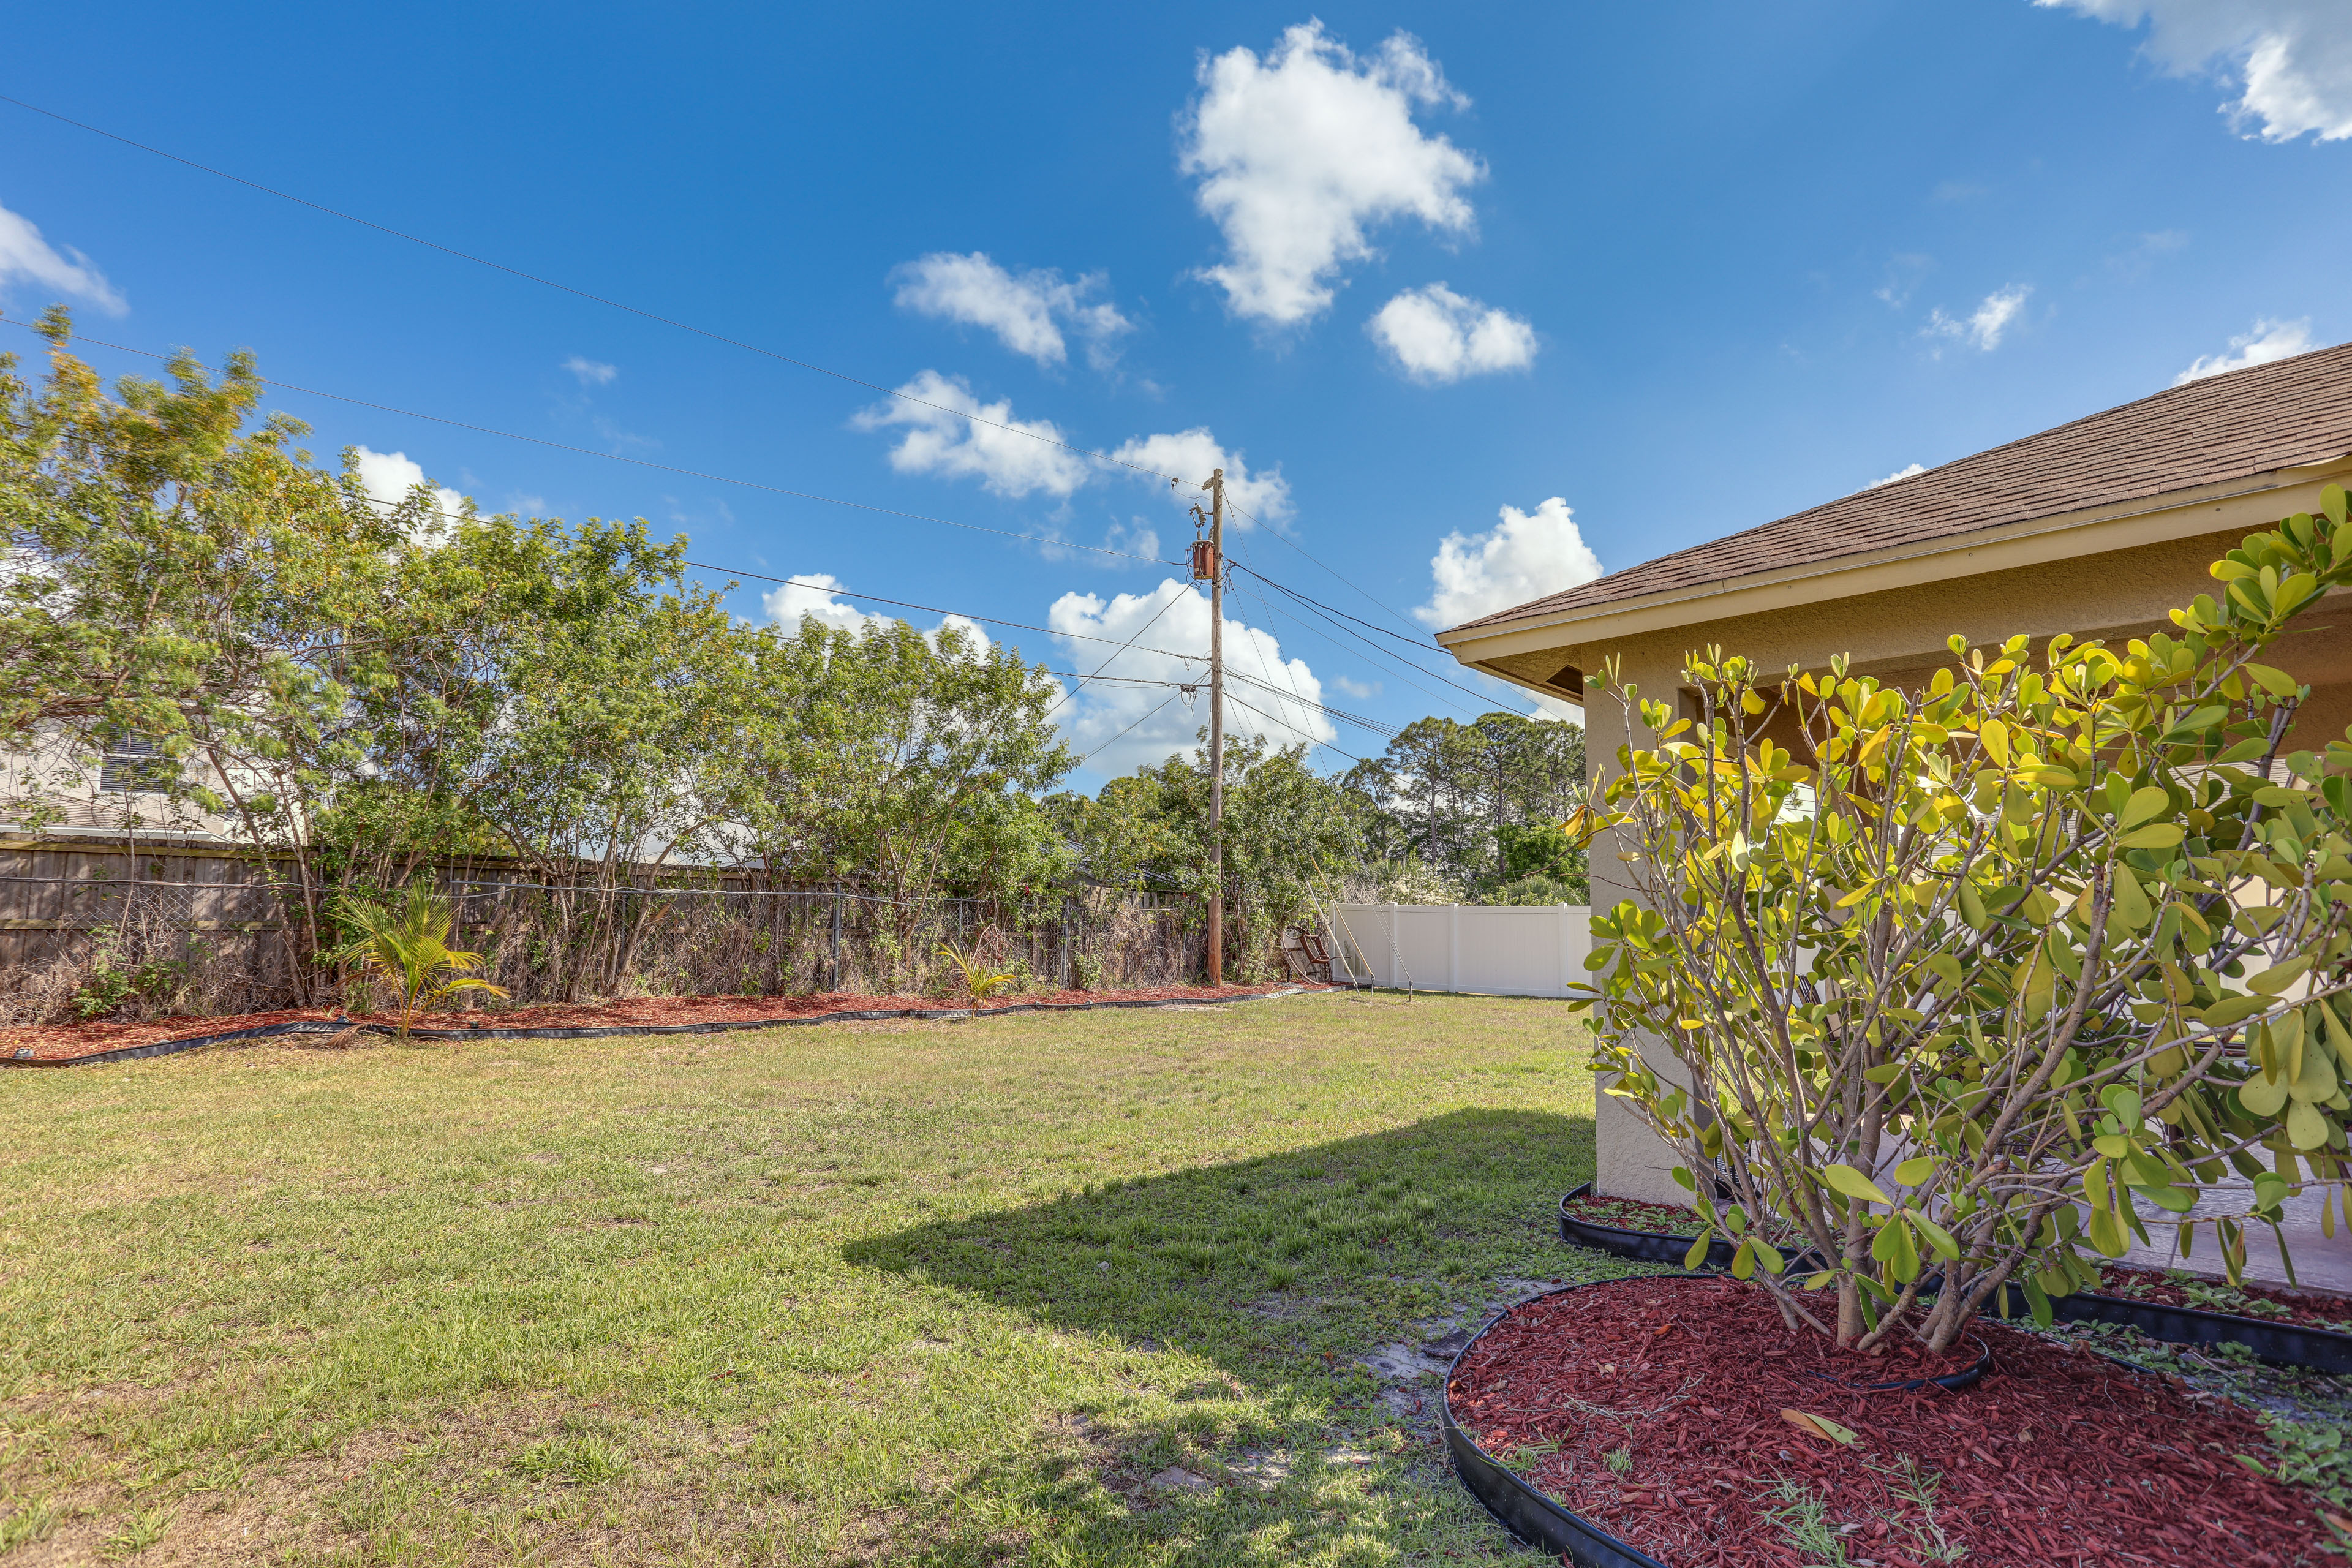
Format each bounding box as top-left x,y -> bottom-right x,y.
6,1 -> 2350,785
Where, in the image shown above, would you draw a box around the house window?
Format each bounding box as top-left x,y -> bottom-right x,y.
99,735 -> 176,795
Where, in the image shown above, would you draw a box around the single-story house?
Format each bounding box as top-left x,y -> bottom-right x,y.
1436,342 -> 2352,1230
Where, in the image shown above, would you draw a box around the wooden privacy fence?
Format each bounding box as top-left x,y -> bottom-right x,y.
1324,902 -> 1591,998
0,836 -> 1206,1023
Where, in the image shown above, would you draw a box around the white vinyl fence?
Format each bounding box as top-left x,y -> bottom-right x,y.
1324,903 -> 1591,998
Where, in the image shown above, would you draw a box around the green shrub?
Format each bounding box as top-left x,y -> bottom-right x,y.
1574,488 -> 2352,1352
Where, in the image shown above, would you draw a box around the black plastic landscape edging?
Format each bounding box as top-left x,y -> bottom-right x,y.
2,986 -> 1317,1069
1442,1279 -> 1676,1568
1439,1278 -> 1684,1561
1558,1184 -> 2352,1376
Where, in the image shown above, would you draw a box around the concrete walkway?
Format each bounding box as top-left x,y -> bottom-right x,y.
2122,1177 -> 2351,1295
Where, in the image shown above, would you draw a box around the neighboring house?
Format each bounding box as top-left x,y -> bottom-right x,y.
0,725 -> 233,843
1437,342 -> 2352,1208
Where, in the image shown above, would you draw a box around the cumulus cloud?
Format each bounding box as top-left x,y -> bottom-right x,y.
1051,580 -> 1333,775
2174,315 -> 2315,382
1366,284 -> 1537,383
1038,518 -> 1163,568
1867,462 -> 1928,489
1110,429 -> 1294,529
851,377 -> 1289,542
1927,285 -> 2032,351
891,252 -> 1133,368
0,201 -> 126,315
562,356 -> 617,386
2038,0 -> 2352,141
762,571 -> 989,652
352,447 -> 466,530
1414,497 -> 1603,630
853,370 -> 1095,498
1180,22 -> 1483,326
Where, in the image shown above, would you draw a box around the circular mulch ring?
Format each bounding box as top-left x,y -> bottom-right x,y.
1445,1275 -> 2339,1567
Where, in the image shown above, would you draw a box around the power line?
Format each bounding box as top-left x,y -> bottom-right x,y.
1225,499 -> 1433,641
0,95 -> 1450,656
1222,546 -> 1373,767
4,318 -> 1173,567
0,93 -> 1198,490
332,485 -> 1204,661
1237,562 -> 1444,653
1042,584 -> 1193,723
1224,540 -> 1485,723
1079,691 -> 1184,768
1237,562 -> 1500,708
1223,690 -> 1365,764
1225,668 -> 1400,740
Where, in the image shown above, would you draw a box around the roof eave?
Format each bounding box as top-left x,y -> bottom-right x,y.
1437,453 -> 2352,663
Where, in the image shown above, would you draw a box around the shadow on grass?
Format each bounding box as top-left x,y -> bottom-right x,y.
846,1107 -> 1591,1370
842,1109 -> 1592,1563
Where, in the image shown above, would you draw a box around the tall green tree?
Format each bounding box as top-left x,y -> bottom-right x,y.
716,616 -> 1076,907
1077,733 -> 1365,976
0,311 -> 435,987
1343,710 -> 1585,899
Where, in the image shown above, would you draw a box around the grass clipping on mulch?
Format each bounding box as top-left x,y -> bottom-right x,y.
1447,1276 -> 2340,1568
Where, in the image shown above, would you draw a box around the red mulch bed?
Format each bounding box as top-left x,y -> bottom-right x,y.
0,982 -> 1327,1063
2095,1265 -> 2352,1333
1449,1275 -> 2339,1567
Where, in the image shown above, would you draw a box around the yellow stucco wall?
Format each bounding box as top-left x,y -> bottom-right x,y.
1536,522 -> 2352,1203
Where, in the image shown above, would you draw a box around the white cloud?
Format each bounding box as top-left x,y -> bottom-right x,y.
1926,284 -> 2032,351
1051,580 -> 1333,775
562,356 -> 617,386
1329,675 -> 1381,699
2173,315 -> 2314,382
851,378 -> 1291,538
1038,518 -> 1163,568
1867,462 -> 1928,489
352,447 -> 466,530
1366,284 -> 1537,383
2038,0 -> 2352,141
1180,22 -> 1483,326
0,201 -> 126,315
853,370 -> 1095,498
891,252 -> 1132,368
1110,429 -> 1293,529
762,571 -> 989,654
1414,497 -> 1603,630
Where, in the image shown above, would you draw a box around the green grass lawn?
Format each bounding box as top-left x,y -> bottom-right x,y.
0,990 -> 1626,1567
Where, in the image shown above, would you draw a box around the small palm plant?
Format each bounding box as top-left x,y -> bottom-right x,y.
936,941 -> 1019,1002
331,886 -> 510,1039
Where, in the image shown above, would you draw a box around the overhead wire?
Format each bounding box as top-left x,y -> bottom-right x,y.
1221,537 -> 1372,766
1224,498 -> 1434,641
1,95 -> 1455,660
1079,691 -> 1184,768
333,486 -> 1208,663
1223,541 -> 1483,724
1041,584 -> 1194,723
1235,562 -> 1500,708
1223,690 -> 1363,764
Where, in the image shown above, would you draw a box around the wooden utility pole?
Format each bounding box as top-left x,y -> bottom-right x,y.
1205,467 -> 1226,986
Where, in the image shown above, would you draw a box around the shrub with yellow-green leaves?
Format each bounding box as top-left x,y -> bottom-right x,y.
1569,488 -> 2352,1354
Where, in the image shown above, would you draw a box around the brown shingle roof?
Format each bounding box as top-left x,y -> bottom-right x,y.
1448,339 -> 2352,635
